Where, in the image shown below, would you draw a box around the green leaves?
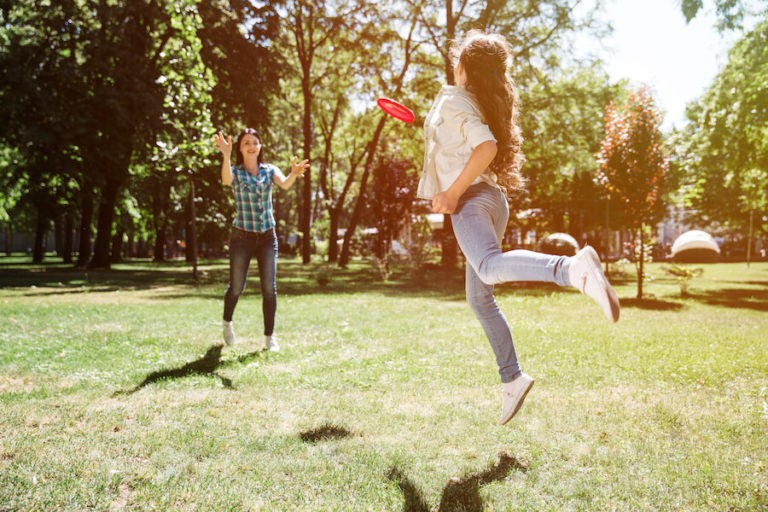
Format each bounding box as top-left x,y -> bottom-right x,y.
681,0 -> 705,23
598,85 -> 669,227
679,16 -> 768,231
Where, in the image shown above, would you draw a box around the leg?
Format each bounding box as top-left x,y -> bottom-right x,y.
451,185 -> 571,287
223,229 -> 252,322
451,184 -> 535,424
254,229 -> 278,337
463,186 -> 521,382
466,263 -> 520,382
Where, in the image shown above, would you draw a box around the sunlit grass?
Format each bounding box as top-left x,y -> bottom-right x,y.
1,255 -> 766,510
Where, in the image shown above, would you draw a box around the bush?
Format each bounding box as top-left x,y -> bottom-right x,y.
661,264 -> 704,297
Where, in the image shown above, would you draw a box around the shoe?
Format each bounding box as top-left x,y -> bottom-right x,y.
569,246 -> 620,323
499,373 -> 534,425
265,335 -> 280,352
223,321 -> 237,345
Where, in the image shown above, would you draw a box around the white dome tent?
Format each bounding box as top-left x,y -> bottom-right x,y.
671,230 -> 720,263
538,232 -> 579,256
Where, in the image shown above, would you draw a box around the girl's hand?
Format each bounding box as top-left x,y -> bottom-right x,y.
290,156 -> 310,177
214,131 -> 232,158
431,191 -> 459,214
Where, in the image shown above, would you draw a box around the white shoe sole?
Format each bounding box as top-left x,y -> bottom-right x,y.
575,246 -> 620,323
499,378 -> 534,425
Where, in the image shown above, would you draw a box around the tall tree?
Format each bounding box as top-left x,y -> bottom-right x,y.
598,85 -> 669,299
521,65 -> 625,240
0,0 -> 83,263
74,1 -> 177,268
370,155 -> 418,261
141,1 -> 215,263
315,92 -> 365,263
337,2 -> 426,268
677,15 -> 768,255
0,146 -> 26,255
279,0 -> 361,264
196,1 -> 281,132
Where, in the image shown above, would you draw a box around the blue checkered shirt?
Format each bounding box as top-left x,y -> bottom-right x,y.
230,164 -> 277,232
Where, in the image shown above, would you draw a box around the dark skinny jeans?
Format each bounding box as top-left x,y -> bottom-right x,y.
223,227 -> 278,336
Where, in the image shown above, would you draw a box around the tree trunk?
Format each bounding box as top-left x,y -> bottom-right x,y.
300,70 -> 313,264
187,178 -> 198,280
637,225 -> 644,299
110,226 -> 124,263
328,208 -> 340,263
153,224 -> 166,262
76,189 -> 94,268
338,118 -> 387,267
5,223 -> 12,256
325,159 -> 363,264
747,209 -> 753,268
150,177 -> 171,262
88,176 -> 122,269
439,1 -> 458,269
317,98 -> 347,265
126,225 -> 135,259
32,210 -> 48,264
54,214 -> 64,257
62,210 -> 74,264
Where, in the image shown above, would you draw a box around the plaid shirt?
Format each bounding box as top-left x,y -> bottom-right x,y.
230,164 -> 277,232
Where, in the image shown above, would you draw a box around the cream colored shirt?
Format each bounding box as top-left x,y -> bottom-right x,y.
417,85 -> 498,200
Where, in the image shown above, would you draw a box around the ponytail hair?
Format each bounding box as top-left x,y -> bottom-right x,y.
452,30 -> 524,190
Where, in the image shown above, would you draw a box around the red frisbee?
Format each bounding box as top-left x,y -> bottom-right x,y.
377,97 -> 415,123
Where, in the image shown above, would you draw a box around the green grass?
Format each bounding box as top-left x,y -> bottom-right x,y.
1,255 -> 767,511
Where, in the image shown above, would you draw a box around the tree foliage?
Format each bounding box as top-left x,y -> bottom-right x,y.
521,64 -> 625,238
681,0 -> 766,31
0,0 -> 634,273
678,15 -> 768,235
598,85 -> 669,298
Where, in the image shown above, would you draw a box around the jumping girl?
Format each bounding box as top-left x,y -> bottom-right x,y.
419,31 -> 620,425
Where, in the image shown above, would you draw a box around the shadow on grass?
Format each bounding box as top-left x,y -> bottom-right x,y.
619,297 -> 685,311
388,451 -> 528,512
0,256 -> 237,293
114,344 -> 266,396
0,259 -> 469,300
691,287 -> 768,312
0,258 -> 578,302
724,279 -> 768,287
619,285 -> 768,312
299,423 -> 356,443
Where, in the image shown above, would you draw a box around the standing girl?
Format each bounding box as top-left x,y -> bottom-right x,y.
419,31 -> 620,425
214,128 -> 309,352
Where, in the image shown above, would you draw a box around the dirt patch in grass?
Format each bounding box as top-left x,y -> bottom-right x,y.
299,423 -> 356,443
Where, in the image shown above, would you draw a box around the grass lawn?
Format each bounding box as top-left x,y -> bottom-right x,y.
1,255 -> 766,511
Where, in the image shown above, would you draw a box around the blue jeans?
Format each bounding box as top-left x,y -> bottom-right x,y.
450,183 -> 571,383
223,227 -> 278,336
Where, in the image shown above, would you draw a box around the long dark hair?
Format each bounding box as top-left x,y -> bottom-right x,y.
234,128 -> 264,166
453,30 -> 524,190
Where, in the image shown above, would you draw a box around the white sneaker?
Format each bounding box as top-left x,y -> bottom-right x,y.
265,335 -> 280,352
499,373 -> 534,425
569,246 -> 620,323
223,321 -> 237,345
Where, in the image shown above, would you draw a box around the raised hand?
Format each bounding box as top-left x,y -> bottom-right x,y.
214,131 -> 232,158
290,156 -> 310,177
